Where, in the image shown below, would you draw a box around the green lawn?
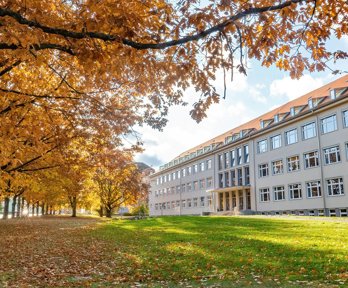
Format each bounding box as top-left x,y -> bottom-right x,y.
91,216 -> 348,287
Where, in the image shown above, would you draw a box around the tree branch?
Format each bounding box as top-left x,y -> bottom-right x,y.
0,0 -> 311,50
0,42 -> 74,55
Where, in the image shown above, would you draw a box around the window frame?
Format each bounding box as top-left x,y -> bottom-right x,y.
273,186 -> 285,201
271,159 -> 284,175
323,145 -> 341,165
343,110 -> 348,128
257,139 -> 268,154
302,121 -> 317,140
326,177 -> 344,196
287,155 -> 300,172
258,163 -> 269,178
304,150 -> 319,169
259,188 -> 270,202
270,134 -> 282,150
289,183 -> 302,200
306,180 -> 322,198
285,128 -> 298,146
320,114 -> 338,134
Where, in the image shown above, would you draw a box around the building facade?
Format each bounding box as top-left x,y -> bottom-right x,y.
149,75 -> 348,217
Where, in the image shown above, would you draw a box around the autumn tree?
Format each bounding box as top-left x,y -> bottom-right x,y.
93,150 -> 147,218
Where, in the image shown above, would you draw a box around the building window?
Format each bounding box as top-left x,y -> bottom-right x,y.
187,166 -> 192,175
200,197 -> 205,207
182,168 -> 186,177
199,179 -> 205,189
272,160 -> 284,175
270,134 -> 282,150
182,200 -> 186,208
343,110 -> 348,128
187,183 -> 192,192
306,181 -> 321,198
206,177 -> 213,188
237,168 -> 243,186
321,115 -> 337,134
289,184 -> 302,199
244,145 -> 249,163
273,186 -> 285,201
285,128 -> 298,145
302,122 -> 316,140
257,139 -> 268,153
244,166 -> 250,185
323,146 -> 341,164
176,200 -> 180,207
193,164 -> 198,174
231,150 -> 235,167
218,154 -> 223,170
346,143 -> 348,160
259,163 -> 269,177
230,170 -> 236,186
193,181 -> 198,191
287,155 -> 300,172
181,184 -> 186,193
327,178 -> 344,196
304,151 -> 319,168
193,198 -> 198,207
260,188 -> 270,202
176,186 -> 181,193
237,148 -> 242,165
187,199 -> 192,208
207,196 -> 212,207
224,152 -> 230,169
207,159 -> 212,169
218,173 -> 223,188
200,162 -> 205,172
224,171 -> 230,187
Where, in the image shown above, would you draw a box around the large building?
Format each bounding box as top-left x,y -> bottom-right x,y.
149,75 -> 348,217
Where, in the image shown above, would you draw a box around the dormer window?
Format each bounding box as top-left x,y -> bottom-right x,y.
260,120 -> 264,129
290,107 -> 295,116
330,89 -> 336,100
308,98 -> 313,109
274,114 -> 279,123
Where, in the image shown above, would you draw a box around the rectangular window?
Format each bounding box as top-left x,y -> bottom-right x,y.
193,181 -> 198,191
287,155 -> 300,172
321,115 -> 337,134
237,148 -> 242,165
200,197 -> 205,207
207,196 -> 212,207
324,146 -> 341,164
218,155 -> 223,170
327,178 -> 344,196
244,166 -> 250,185
207,159 -> 212,169
181,184 -> 186,193
306,181 -> 321,198
257,139 -> 267,153
218,173 -> 223,188
270,135 -> 282,150
224,171 -> 230,187
230,170 -> 236,186
302,122 -> 316,140
193,198 -> 198,207
304,151 -> 319,168
182,168 -> 186,177
224,152 -> 230,169
237,168 -> 243,186
206,177 -> 213,188
274,186 -> 285,201
244,145 -> 249,163
176,185 -> 181,193
260,188 -> 270,202
187,199 -> 192,208
193,164 -> 198,174
259,163 -> 269,177
272,160 -> 284,175
199,179 -> 205,189
171,201 -> 175,209
182,200 -> 186,208
186,183 -> 192,192
187,166 -> 192,175
177,170 -> 181,179
200,162 -> 205,172
285,128 -> 298,145
343,110 -> 348,128
176,200 -> 180,207
230,150 -> 235,167
168,174 -> 171,181
289,184 -> 302,199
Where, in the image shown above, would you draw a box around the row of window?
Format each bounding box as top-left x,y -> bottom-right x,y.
156,159 -> 212,185
218,145 -> 249,170
260,208 -> 348,217
259,177 -> 344,202
218,166 -> 250,188
154,196 -> 213,210
258,144 -> 348,177
257,111 -> 348,153
154,177 -> 213,197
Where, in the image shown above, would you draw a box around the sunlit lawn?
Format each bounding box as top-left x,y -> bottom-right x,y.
92,216 -> 348,287
1,216 -> 348,287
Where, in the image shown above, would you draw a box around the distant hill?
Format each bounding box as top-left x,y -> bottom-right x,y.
135,162 -> 153,172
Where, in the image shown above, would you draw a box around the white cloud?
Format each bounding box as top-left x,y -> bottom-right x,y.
270,74 -> 324,101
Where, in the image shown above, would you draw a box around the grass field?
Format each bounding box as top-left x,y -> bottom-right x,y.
1,216 -> 348,287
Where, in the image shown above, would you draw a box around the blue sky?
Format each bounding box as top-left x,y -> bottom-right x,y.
135,36 -> 348,169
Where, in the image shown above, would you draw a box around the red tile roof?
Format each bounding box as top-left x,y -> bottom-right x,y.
175,74 -> 348,160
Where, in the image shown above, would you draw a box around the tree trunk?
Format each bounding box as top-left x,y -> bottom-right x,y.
98,205 -> 104,217
31,204 -> 35,217
36,202 -> 40,216
3,197 -> 10,219
16,196 -> 21,217
105,206 -> 113,218
45,203 -> 49,215
70,196 -> 77,217
26,201 -> 30,217
21,197 -> 25,217
11,195 -> 17,218
41,203 -> 45,216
